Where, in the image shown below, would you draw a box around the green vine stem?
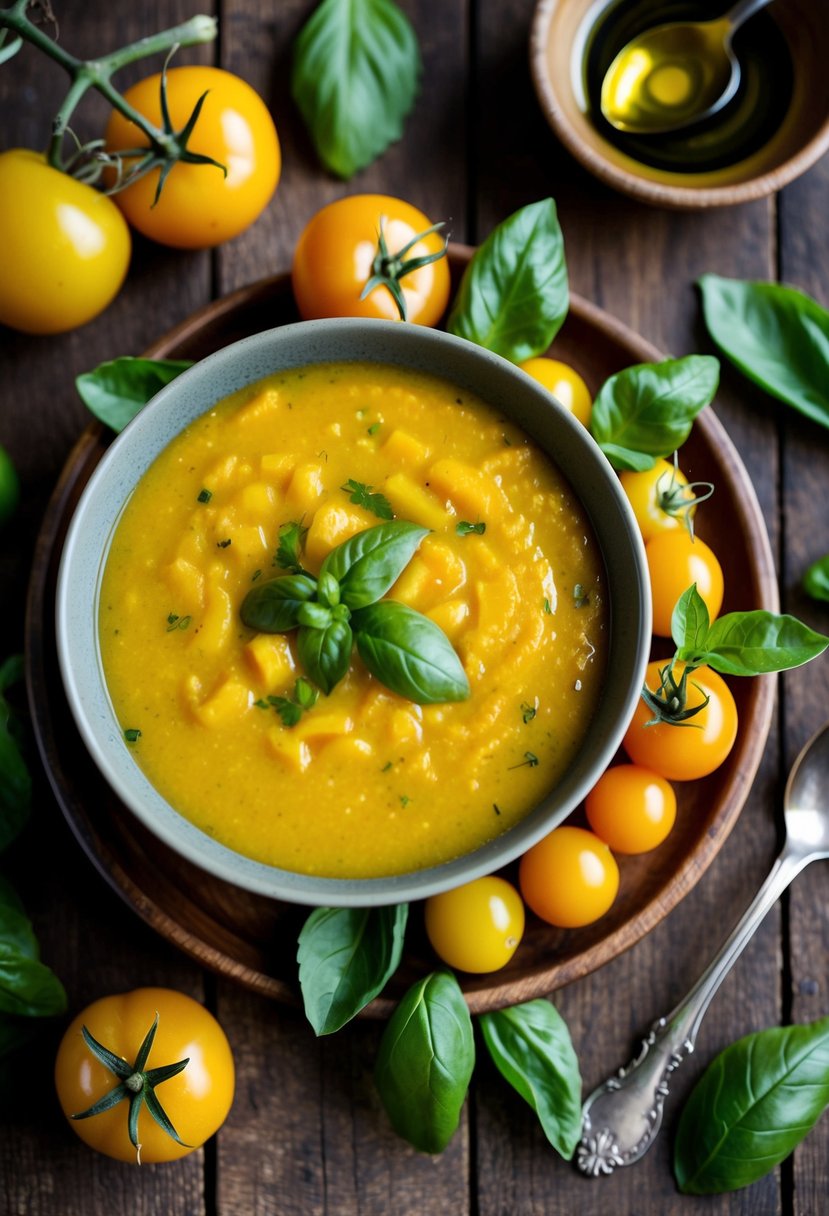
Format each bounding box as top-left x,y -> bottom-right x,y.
0,0 -> 217,174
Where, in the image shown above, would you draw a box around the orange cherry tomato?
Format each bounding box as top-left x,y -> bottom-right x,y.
585,764 -> 677,853
622,661 -> 738,781
424,876 -> 525,973
519,357 -> 593,427
519,826 -> 619,928
619,458 -> 697,543
645,530 -> 724,637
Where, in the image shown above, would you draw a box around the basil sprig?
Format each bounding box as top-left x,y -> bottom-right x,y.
375,971 -> 475,1154
240,520 -> 470,704
675,1017 -> 829,1194
297,904 -> 408,1035
590,355 -> 720,472
803,554 -> 829,603
479,999 -> 582,1160
291,0 -> 420,179
672,585 -> 829,676
699,274 -> 829,431
75,356 -> 193,433
447,198 -> 569,363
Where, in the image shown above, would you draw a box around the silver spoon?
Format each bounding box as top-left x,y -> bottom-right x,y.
600,0 -> 775,136
576,720 -> 829,1177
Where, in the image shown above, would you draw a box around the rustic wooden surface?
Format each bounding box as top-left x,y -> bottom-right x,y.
0,1 -> 827,1213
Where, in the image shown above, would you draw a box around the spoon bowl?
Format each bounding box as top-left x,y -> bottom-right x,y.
600,0 -> 775,136
783,721 -> 829,857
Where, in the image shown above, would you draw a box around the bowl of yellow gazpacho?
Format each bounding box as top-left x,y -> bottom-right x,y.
56,319 -> 650,905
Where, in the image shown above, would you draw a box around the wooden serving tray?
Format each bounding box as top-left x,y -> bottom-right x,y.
26,248 -> 777,1016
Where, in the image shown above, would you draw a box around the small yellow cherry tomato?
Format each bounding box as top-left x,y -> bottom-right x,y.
645,530 -> 724,637
519,357 -> 593,427
519,826 -> 619,928
620,458 -> 697,542
424,876 -> 525,973
585,764 -> 677,853
55,987 -> 234,1163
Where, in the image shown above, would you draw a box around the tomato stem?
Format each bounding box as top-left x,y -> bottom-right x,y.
361,219 -> 449,322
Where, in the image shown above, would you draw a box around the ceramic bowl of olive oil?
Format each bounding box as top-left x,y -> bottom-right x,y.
531,0 -> 829,208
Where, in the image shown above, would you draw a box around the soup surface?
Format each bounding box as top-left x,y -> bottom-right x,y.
100,361 -> 607,877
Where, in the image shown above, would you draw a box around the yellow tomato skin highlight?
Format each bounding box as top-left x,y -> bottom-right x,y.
585,764 -> 677,853
0,150 -> 131,335
54,987 -> 234,1163
518,357 -> 593,427
424,876 -> 525,973
645,530 -> 724,637
519,826 -> 619,928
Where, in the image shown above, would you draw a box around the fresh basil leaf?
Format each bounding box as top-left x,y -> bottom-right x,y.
75,357 -> 193,433
321,521 -> 428,610
298,904 -> 408,1035
0,947 -> 66,1018
479,999 -> 582,1160
590,355 -> 720,471
675,1017 -> 829,1194
296,602 -> 334,631
699,274 -> 829,431
803,554 -> 829,603
274,520 -> 309,574
240,574 -> 318,633
297,619 -> 353,695
697,610 -> 829,675
0,657 -> 30,853
670,584 -> 711,654
0,878 -> 38,961
375,971 -> 474,1154
447,198 -> 569,362
352,601 -> 470,704
291,0 -> 420,179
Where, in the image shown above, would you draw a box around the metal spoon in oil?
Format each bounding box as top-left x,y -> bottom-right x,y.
600,0 -> 775,135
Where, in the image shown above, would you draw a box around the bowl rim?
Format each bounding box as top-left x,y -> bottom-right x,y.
55,316 -> 651,906
529,0 -> 829,209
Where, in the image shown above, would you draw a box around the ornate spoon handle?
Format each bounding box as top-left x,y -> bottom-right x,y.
576,844 -> 809,1176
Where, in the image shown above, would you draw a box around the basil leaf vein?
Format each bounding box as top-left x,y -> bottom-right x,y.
297,904 -> 408,1035
75,357 -> 193,433
321,520 -> 428,609
375,971 -> 475,1154
353,600 -> 470,704
479,999 -> 582,1159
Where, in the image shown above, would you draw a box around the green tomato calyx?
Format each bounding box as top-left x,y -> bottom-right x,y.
640,661 -> 709,728
361,218 -> 449,322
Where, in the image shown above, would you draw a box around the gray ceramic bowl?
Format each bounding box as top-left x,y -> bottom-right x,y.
56,318 -> 651,906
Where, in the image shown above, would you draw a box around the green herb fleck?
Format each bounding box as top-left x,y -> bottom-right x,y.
124,728 -> 141,744
251,569 -> 262,582
367,422 -> 381,435
543,597 -> 552,615
341,478 -> 394,520
509,751 -> 539,770
217,538 -> 232,549
254,699 -> 270,710
400,795 -> 410,808
573,583 -> 589,607
166,613 -> 191,632
493,803 -> 501,816
197,488 -> 212,503
382,761 -> 393,773
520,701 -> 537,724
456,520 -> 486,536
274,519 -> 309,572
268,678 -> 319,727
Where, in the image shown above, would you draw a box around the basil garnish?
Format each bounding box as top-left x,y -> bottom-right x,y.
375,971 -> 475,1154
803,554 -> 829,603
675,1017 -> 829,1194
240,573 -> 317,633
0,876 -> 66,1020
297,904 -> 408,1035
447,198 -> 569,363
672,585 -> 829,676
75,356 -> 193,433
479,999 -> 582,1160
291,0 -> 420,180
297,618 -> 353,695
699,274 -> 829,432
590,355 -> 720,472
353,600 -> 470,704
0,656 -> 30,854
274,520 -> 310,574
320,520 -> 428,609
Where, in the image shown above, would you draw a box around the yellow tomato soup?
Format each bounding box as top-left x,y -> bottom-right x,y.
100,362 -> 607,877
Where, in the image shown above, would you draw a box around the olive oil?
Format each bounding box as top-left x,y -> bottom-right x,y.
582,0 -> 793,173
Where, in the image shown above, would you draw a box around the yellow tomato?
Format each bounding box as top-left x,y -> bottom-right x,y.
620,458 -> 697,542
106,67 -> 280,248
519,357 -> 592,427
0,150 -> 131,335
646,531 -> 724,637
585,764 -> 677,853
519,826 -> 619,928
424,876 -> 525,972
55,987 -> 234,1162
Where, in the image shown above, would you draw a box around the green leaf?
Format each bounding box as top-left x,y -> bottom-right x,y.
274,520 -> 309,574
0,657 -> 30,853
321,521 -> 428,609
0,946 -> 66,1018
341,478 -> 394,520
240,574 -> 318,633
447,199 -> 569,362
456,520 -> 486,536
297,619 -> 353,694
670,584 -> 711,654
353,601 -> 470,704
700,610 -> 829,675
291,0 -> 420,179
675,1018 -> 829,1194
479,999 -> 582,1160
590,355 -> 719,471
803,554 -> 829,603
298,904 -> 408,1035
75,357 -> 193,433
698,274 -> 829,431
375,971 -> 475,1153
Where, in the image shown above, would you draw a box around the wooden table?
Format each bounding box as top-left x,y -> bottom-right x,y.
2,2 -> 828,1212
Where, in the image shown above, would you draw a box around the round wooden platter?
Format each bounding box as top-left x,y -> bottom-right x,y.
26,246 -> 777,1017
